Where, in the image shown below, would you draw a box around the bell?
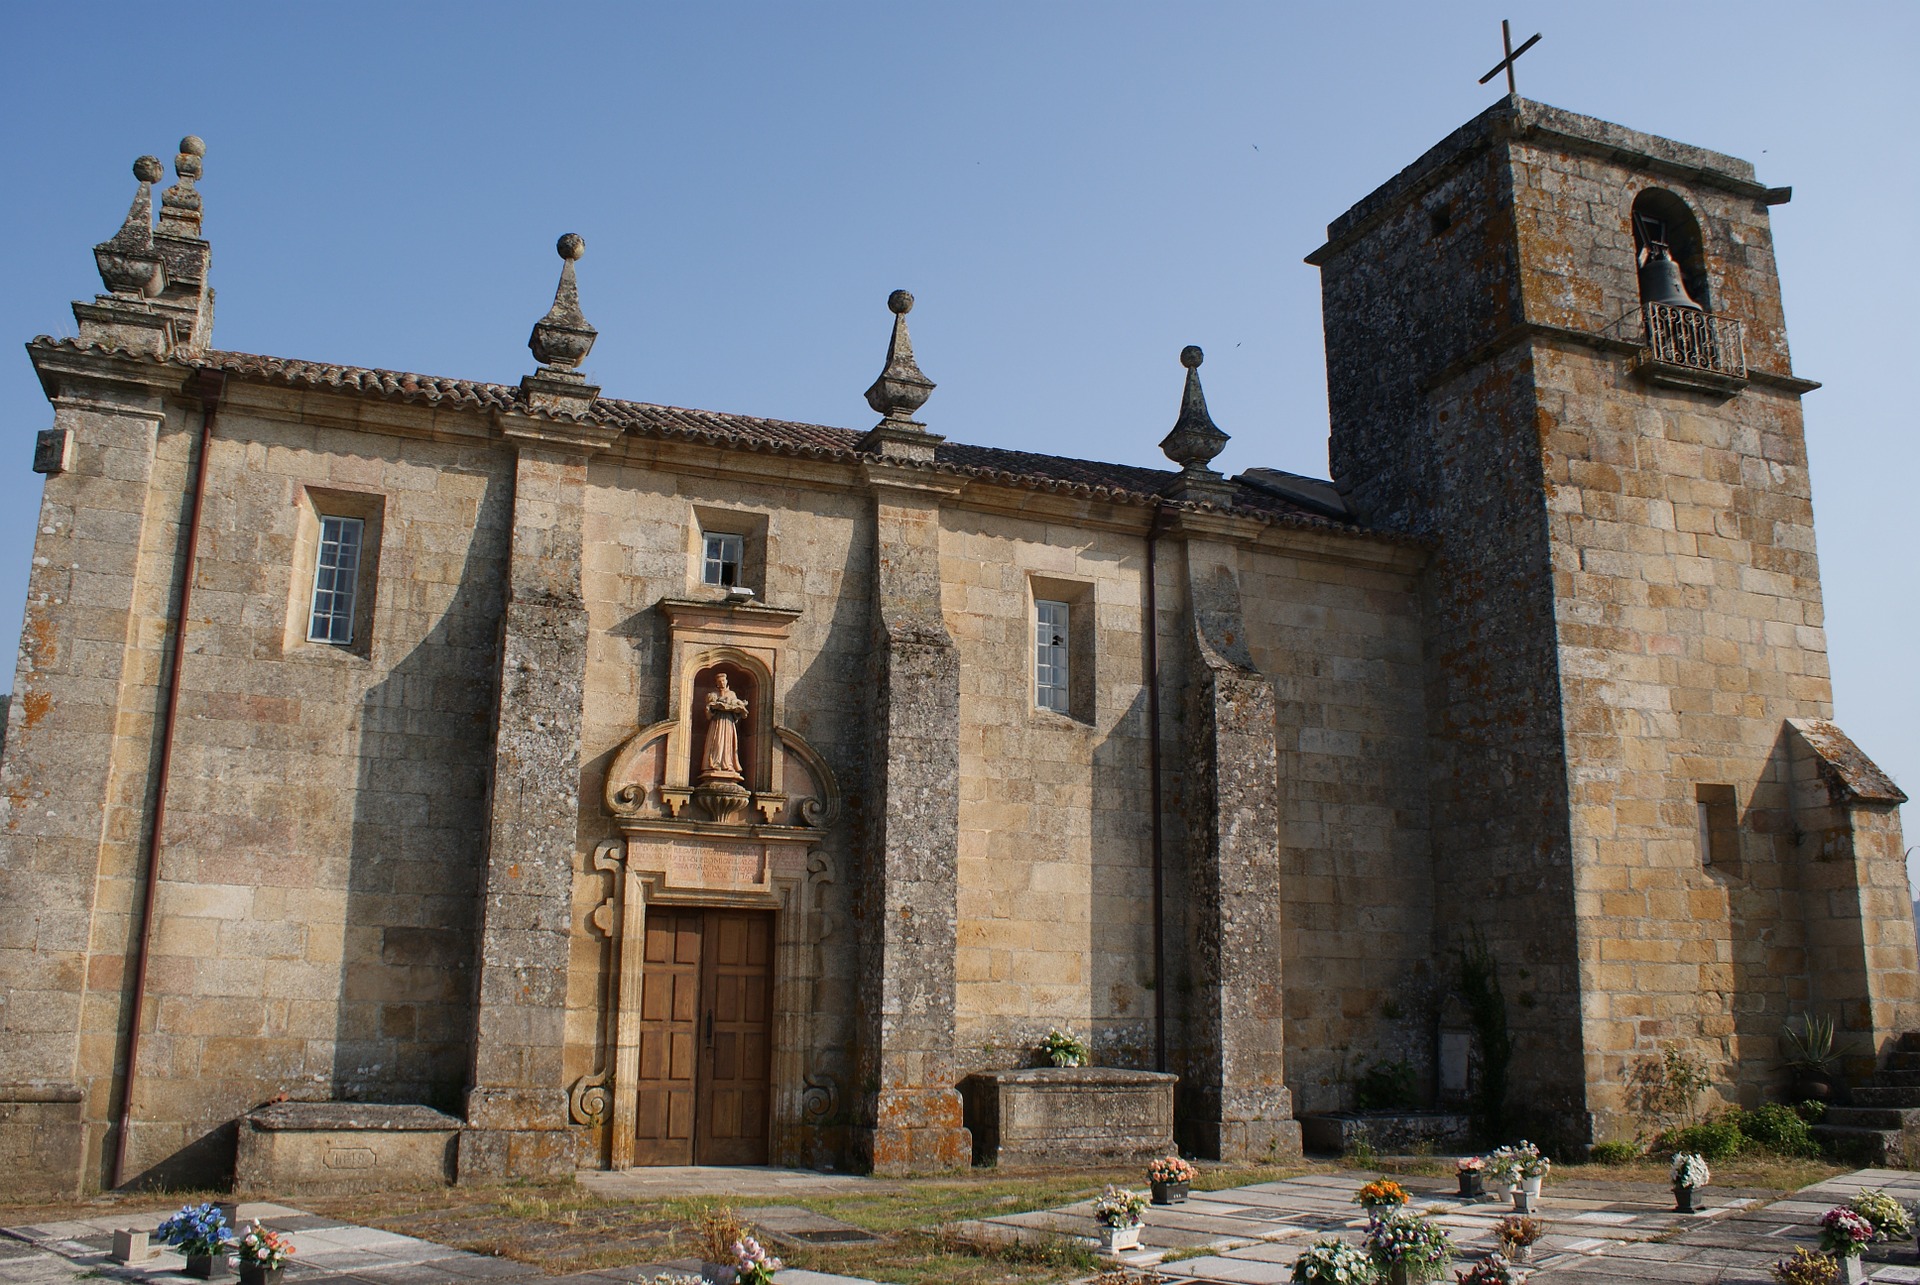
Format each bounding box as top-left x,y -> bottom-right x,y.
1638,244 -> 1701,310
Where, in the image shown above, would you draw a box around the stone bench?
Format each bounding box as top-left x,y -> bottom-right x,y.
962,1067 -> 1177,1167
235,1102 -> 460,1193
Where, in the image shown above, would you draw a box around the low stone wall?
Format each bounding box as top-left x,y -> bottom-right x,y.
0,1084 -> 84,1199
235,1103 -> 460,1194
963,1067 -> 1177,1167
1299,1110 -> 1471,1156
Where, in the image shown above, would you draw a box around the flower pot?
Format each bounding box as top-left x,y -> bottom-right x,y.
1386,1263 -> 1415,1285
238,1267 -> 283,1285
1841,1256 -> 1868,1285
1457,1171 -> 1485,1199
1672,1184 -> 1700,1215
1793,1075 -> 1834,1103
1511,1242 -> 1535,1265
184,1253 -> 232,1280
1511,1189 -> 1536,1214
1520,1174 -> 1543,1198
1150,1179 -> 1190,1205
1098,1223 -> 1141,1253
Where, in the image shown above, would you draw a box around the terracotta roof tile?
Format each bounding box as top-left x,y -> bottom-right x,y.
29,338 -> 1380,536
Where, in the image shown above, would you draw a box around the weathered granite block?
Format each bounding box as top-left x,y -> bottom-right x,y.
0,1084 -> 85,1199
1299,1110 -> 1472,1156
235,1102 -> 459,1193
964,1067 -> 1177,1167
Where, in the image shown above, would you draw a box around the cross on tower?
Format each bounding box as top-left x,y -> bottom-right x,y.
1479,19 -> 1542,95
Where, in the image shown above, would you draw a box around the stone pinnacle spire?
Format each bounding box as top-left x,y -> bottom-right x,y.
520,233 -> 601,419
1159,345 -> 1234,503
92,156 -> 168,299
864,290 -> 935,424
157,136 -> 206,237
528,233 -> 597,373
857,289 -> 944,462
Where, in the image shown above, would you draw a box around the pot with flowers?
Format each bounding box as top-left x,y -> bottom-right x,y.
1848,1187 -> 1913,1246
1365,1209 -> 1453,1285
731,1236 -> 781,1285
1818,1206 -> 1875,1284
234,1223 -> 294,1285
1493,1215 -> 1544,1265
1670,1151 -> 1711,1214
156,1203 -> 235,1280
1093,1184 -> 1147,1253
1456,1156 -> 1487,1200
1487,1141 -> 1550,1211
1148,1155 -> 1195,1205
1289,1237 -> 1373,1285
1455,1254 -> 1517,1285
1036,1028 -> 1089,1068
1355,1178 -> 1411,1215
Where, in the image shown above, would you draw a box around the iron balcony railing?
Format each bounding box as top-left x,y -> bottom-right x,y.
1643,302 -> 1746,379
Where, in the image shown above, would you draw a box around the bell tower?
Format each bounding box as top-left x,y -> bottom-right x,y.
1309,97 -> 1916,1142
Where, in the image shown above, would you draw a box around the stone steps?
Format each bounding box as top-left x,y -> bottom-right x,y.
1821,1105 -> 1920,1131
1849,1085 -> 1920,1109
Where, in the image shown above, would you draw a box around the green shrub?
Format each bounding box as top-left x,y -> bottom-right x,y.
1734,1103 -> 1819,1158
1794,1100 -> 1827,1124
1659,1116 -> 1745,1161
1588,1140 -> 1639,1165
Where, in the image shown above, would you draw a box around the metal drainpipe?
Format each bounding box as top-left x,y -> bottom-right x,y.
1145,502 -> 1169,1072
111,367 -> 225,1189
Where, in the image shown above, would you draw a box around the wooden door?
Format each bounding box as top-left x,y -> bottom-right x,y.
631,907 -> 773,1166
633,908 -> 703,1164
697,910 -> 773,1165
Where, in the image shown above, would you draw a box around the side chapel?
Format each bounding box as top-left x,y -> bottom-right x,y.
0,96 -> 1914,1197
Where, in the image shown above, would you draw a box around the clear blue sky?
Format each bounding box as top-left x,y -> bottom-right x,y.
3,3 -> 1915,881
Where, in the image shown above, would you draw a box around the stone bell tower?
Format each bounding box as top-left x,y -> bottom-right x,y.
1310,97 -> 1917,1142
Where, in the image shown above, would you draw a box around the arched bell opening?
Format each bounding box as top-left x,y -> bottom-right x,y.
1631,188 -> 1711,312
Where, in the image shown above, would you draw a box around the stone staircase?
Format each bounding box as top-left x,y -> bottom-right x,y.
1814,1031 -> 1920,1164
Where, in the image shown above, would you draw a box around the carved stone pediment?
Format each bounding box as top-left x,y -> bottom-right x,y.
605,719 -> 838,834
601,597 -> 838,839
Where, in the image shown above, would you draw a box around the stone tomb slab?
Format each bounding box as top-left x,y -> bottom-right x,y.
961,1066 -> 1177,1167
236,1102 -> 461,1194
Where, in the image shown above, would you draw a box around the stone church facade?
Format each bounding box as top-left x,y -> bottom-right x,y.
1,97 -> 1913,1197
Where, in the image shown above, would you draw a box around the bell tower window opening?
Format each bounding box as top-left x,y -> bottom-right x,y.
307,515 -> 365,645
1631,188 -> 1711,311
702,532 -> 744,588
1035,599 -> 1070,714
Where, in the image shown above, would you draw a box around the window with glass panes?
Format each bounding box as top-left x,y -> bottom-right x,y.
702,532 -> 744,587
1035,599 -> 1069,713
307,515 -> 364,644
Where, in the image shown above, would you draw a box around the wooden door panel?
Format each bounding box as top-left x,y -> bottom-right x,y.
695,910 -> 773,1165
633,908 -> 703,1166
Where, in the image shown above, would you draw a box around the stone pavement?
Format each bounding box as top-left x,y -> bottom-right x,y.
956,1167 -> 1920,1283
8,1168 -> 1920,1284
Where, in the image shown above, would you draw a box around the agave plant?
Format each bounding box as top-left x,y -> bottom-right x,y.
1782,1013 -> 1846,1076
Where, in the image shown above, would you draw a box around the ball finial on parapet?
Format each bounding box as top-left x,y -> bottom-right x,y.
528,232 -> 597,373
179,136 -> 206,158
133,156 -> 164,183
888,289 -> 914,316
557,232 -> 585,262
1159,342 -> 1230,479
864,289 -> 935,423
1182,344 -> 1204,370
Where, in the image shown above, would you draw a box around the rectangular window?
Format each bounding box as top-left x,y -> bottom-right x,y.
307,515 -> 365,645
702,532 -> 744,588
1035,599 -> 1070,714
1696,783 -> 1739,869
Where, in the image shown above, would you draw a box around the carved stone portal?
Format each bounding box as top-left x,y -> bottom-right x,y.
574,596 -> 841,1168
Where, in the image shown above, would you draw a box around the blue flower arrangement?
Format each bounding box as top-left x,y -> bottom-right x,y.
156,1203 -> 233,1258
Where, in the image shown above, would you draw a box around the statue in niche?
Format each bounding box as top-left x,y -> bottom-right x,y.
701,672 -> 749,783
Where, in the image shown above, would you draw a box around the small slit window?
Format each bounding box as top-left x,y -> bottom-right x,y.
1035,599 -> 1070,714
307,515 -> 365,645
1696,783 -> 1739,870
702,532 -> 744,588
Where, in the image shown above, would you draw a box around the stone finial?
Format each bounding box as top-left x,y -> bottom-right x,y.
863,290 -> 935,425
1159,345 -> 1230,477
528,233 -> 597,373
157,136 -> 206,236
92,156 -> 168,298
